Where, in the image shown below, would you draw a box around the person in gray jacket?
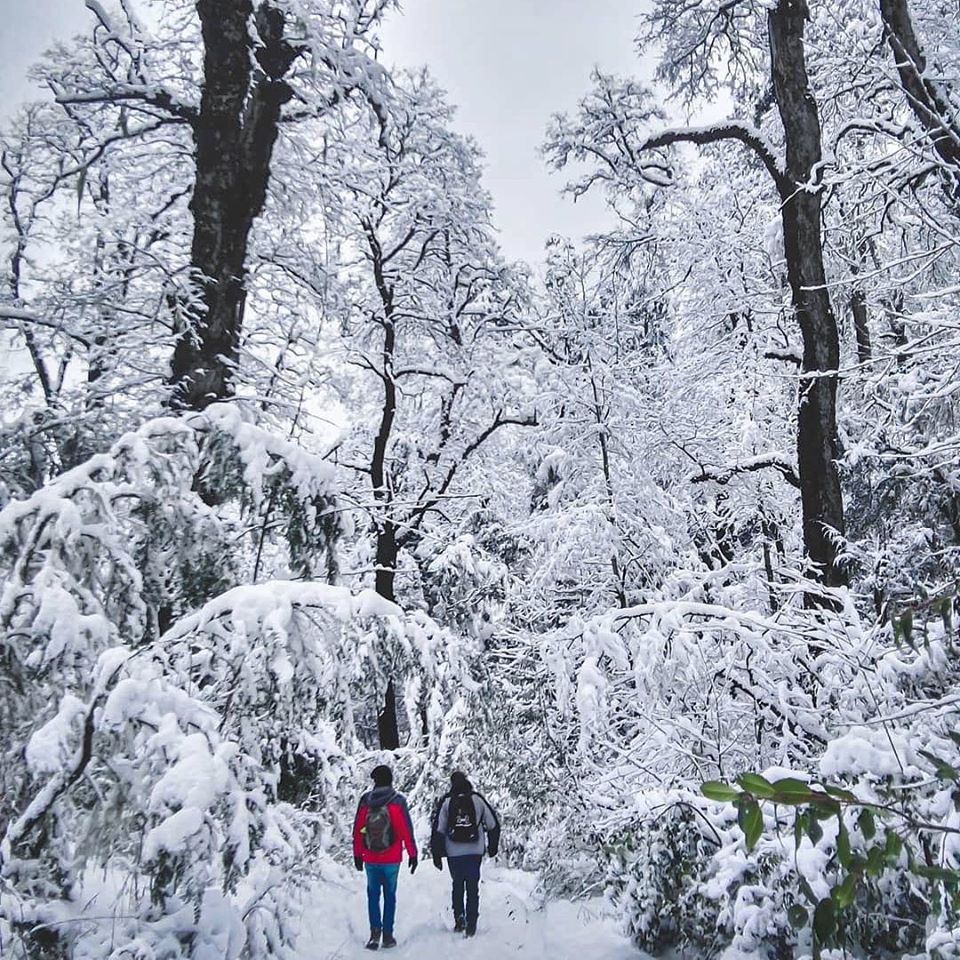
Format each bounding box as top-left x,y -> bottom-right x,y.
430,770 -> 501,937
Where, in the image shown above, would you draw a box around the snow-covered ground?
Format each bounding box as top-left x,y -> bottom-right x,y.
296,863 -> 641,959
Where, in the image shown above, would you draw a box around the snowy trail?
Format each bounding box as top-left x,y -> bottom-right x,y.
296,863 -> 641,960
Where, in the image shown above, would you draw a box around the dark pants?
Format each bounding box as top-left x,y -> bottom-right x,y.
448,855 -> 482,925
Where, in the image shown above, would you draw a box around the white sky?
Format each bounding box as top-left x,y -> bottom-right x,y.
1,0 -> 648,264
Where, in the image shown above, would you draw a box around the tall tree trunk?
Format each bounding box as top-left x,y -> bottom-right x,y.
587,358 -> 627,607
367,224 -> 400,605
169,0 -> 296,410
879,0 -> 960,197
365,223 -> 401,748
769,0 -> 848,595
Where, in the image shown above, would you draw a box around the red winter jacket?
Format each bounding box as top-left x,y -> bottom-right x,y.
353,786 -> 418,865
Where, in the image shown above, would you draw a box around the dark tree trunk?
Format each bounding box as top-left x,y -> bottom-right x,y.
879,0 -> 960,197
850,290 -> 872,365
370,309 -> 398,605
364,223 -> 402,747
377,679 -> 400,752
769,0 -> 848,595
169,0 -> 296,410
374,520 -> 398,601
587,360 -> 627,607
365,217 -> 401,606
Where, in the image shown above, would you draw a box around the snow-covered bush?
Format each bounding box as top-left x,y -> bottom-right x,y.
0,398 -> 492,957
533,576 -> 960,958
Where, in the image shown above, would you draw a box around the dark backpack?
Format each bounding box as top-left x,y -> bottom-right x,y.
446,793 -> 479,843
364,803 -> 393,852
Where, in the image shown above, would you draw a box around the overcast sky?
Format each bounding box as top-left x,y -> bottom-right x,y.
1,0 -> 647,264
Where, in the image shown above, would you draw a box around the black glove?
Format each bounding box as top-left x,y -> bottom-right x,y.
409,856 -> 419,874
354,856 -> 363,872
487,825 -> 501,858
433,855 -> 443,871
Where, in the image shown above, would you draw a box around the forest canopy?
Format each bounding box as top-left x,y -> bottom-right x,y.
1,0 -> 959,957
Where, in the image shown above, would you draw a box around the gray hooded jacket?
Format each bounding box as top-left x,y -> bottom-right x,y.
434,791 -> 500,859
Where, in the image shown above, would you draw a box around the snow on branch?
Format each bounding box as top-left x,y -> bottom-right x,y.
196,403 -> 338,507
764,344 -> 803,366
54,83 -> 197,124
686,453 -> 801,489
1,648 -> 131,861
0,305 -> 92,346
160,581 -> 401,645
641,121 -> 789,195
544,72 -> 791,204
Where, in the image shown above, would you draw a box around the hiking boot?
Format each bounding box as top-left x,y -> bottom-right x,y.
465,923 -> 477,938
381,932 -> 397,949
453,918 -> 466,933
365,928 -> 381,950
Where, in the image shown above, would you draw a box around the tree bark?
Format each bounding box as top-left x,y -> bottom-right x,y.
366,222 -> 400,604
850,290 -> 872,365
769,0 -> 847,594
636,4 -> 847,595
879,0 -> 960,197
169,0 -> 296,410
363,222 -> 402,747
377,679 -> 400,752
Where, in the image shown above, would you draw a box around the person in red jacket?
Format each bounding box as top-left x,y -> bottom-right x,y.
352,764 -> 418,950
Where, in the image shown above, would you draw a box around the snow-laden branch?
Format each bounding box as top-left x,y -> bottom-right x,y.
642,121 -> 790,196
159,581 -> 401,644
687,453 -> 801,489
764,344 -> 803,366
0,305 -> 92,346
54,83 -> 197,124
0,648 -> 131,862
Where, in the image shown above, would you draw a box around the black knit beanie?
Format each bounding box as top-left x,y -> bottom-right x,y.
371,764 -> 393,787
450,770 -> 473,794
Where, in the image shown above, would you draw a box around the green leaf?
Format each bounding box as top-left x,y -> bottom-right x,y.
836,819 -> 851,868
737,773 -> 777,799
885,830 -> 903,863
858,808 -> 876,841
807,813 -> 824,845
813,897 -> 837,942
770,791 -> 811,805
701,781 -> 741,802
772,778 -> 816,805
919,750 -> 960,783
794,810 -> 805,849
866,845 -> 886,877
901,609 -> 915,647
788,904 -> 809,929
738,796 -> 764,851
938,597 -> 954,635
825,785 -> 858,802
912,865 -> 960,883
773,777 -> 811,791
809,793 -> 842,815
799,876 -> 819,905
831,873 -> 858,908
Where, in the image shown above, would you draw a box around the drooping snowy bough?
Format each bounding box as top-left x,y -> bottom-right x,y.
0,405 -> 477,958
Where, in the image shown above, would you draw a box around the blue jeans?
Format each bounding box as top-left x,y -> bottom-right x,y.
448,855 -> 482,926
365,863 -> 400,933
